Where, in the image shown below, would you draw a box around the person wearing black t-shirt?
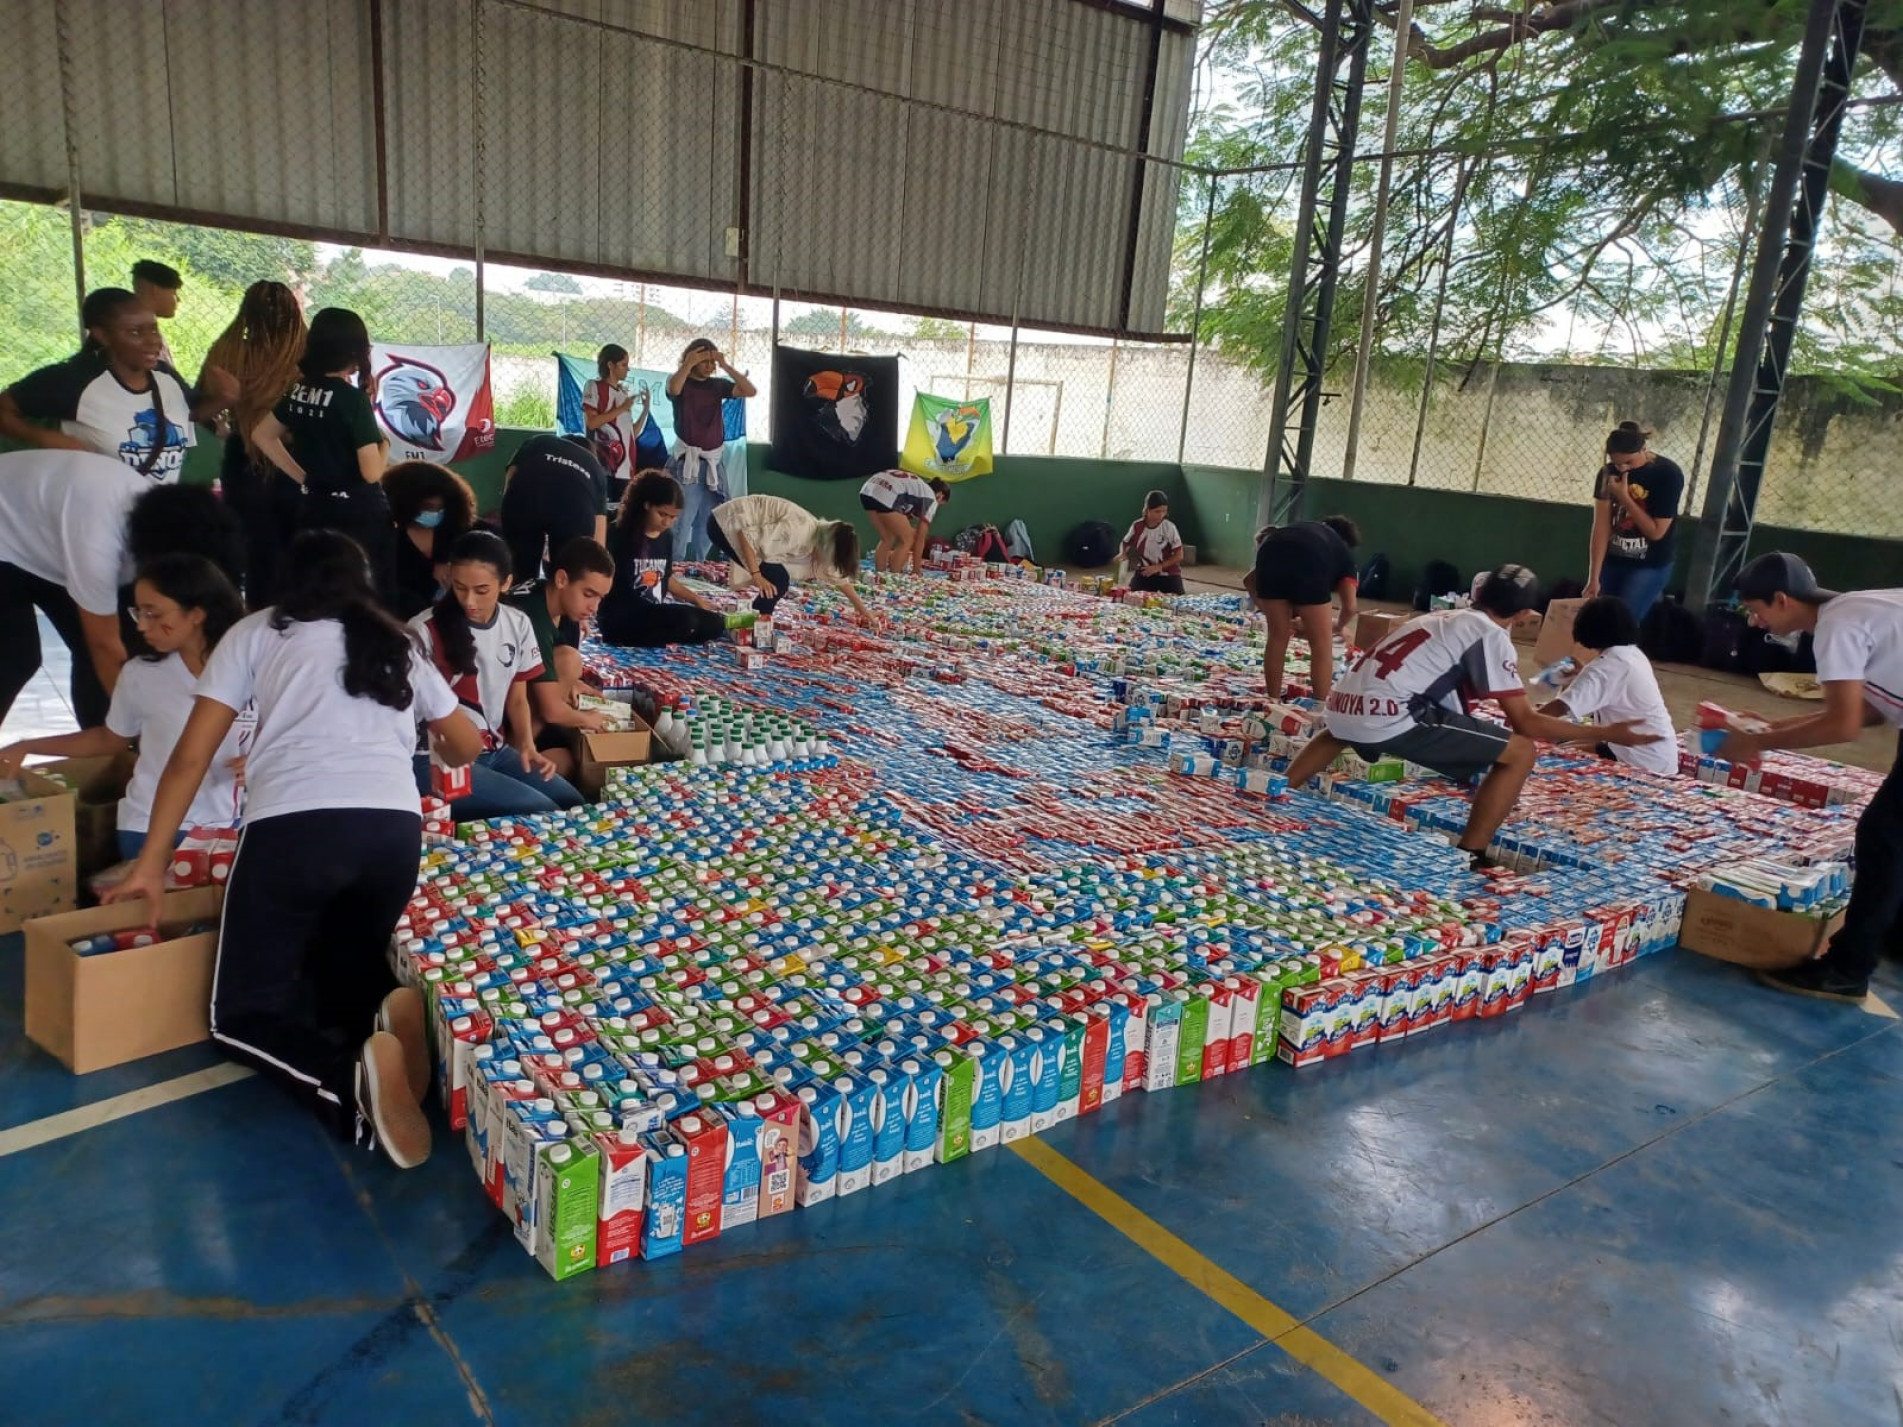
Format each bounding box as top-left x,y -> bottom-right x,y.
249,308 -> 396,605
384,461 -> 479,620
499,433 -> 609,586
598,470 -> 726,647
0,288 -> 236,483
1248,516 -> 1361,701
1584,421 -> 1684,622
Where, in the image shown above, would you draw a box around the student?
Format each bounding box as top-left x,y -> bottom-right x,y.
860,470 -> 950,575
0,288 -> 235,482
409,530 -> 584,818
583,344 -> 648,500
204,280 -> 307,606
0,452 -> 242,727
1717,554 -> 1903,1002
1252,515 -> 1361,701
1536,596 -> 1678,776
249,307 -> 394,604
706,492 -> 875,623
1121,491 -> 1185,595
131,260 -> 183,367
499,432 -> 610,585
1584,421 -> 1684,621
667,338 -> 757,563
1283,565 -> 1661,869
105,531 -> 480,1169
384,461 -> 479,621
510,538 -> 615,778
598,470 -> 726,647
0,555 -> 250,860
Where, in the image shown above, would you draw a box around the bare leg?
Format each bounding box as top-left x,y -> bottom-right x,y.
1457,734 -> 1537,855
1296,604 -> 1336,702
1284,732 -> 1347,790
1260,599 -> 1293,699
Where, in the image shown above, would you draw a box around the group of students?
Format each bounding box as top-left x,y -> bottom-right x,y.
1250,419 -> 1903,1008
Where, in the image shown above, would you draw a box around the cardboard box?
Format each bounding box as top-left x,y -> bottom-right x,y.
1353,611 -> 1406,651
37,753 -> 135,877
1678,886 -> 1845,970
24,886 -> 224,1073
1533,597 -> 1586,668
0,769 -> 80,933
575,717 -> 655,799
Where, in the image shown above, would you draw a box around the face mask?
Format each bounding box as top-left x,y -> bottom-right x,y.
1766,629 -> 1804,652
414,509 -> 445,529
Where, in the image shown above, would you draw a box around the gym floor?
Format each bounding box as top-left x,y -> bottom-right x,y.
4,609 -> 1900,1427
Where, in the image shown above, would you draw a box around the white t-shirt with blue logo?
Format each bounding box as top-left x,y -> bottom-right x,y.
6,352 -> 197,482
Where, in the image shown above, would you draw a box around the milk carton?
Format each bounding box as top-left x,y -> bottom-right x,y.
898,1056 -> 943,1173
1022,1025 -> 1062,1132
931,1047 -> 974,1164
1117,991 -> 1149,1094
994,1035 -> 1037,1144
864,1067 -> 907,1185
716,1100 -> 763,1230
1224,975 -> 1262,1069
502,1101 -> 566,1243
833,1073 -> 878,1195
640,1135 -> 688,1259
1142,992 -> 1182,1092
593,1128 -> 647,1267
1054,1017 -> 1085,1122
1073,1012 -> 1109,1114
531,1137 -> 600,1281
1093,1001 -> 1128,1106
671,1112 -> 727,1247
965,1042 -> 1005,1153
795,1081 -> 843,1205
1197,981 -> 1234,1079
750,1090 -> 801,1218
1173,988 -> 1208,1087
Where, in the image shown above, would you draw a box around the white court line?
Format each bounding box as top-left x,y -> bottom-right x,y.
0,1063 -> 254,1159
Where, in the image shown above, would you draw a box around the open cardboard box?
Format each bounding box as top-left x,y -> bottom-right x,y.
24,886 -> 224,1073
1534,597 -> 1586,668
1353,611 -> 1406,651
37,751 -> 136,877
576,715 -> 655,799
1677,886 -> 1845,970
0,767 -> 80,933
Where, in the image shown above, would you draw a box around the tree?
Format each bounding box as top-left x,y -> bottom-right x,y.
1188,1 -> 1903,381
913,315 -> 970,340
108,217 -> 316,293
524,272 -> 583,295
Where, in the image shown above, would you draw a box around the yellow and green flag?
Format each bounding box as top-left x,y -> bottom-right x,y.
901,393 -> 993,481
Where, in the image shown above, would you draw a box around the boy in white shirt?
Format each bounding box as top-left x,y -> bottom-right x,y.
1721,553 -> 1903,1003
1537,597 -> 1679,776
1284,565 -> 1662,868
1121,490 -> 1185,594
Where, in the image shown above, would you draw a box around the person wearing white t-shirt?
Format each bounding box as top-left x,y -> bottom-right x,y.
408,530 -> 584,819
1285,565 -> 1663,869
860,470 -> 950,574
1721,553 -> 1903,1003
0,451 -> 243,728
1120,490 -> 1185,595
106,530 -> 483,1170
1537,597 -> 1679,777
582,343 -> 649,500
0,555 -> 251,860
707,493 -> 877,623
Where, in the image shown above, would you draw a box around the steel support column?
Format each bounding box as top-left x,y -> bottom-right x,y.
1258,0 -> 1376,530
1688,0 -> 1868,605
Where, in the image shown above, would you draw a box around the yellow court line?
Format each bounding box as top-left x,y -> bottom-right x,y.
1008,1136 -> 1449,1427
1863,990 -> 1899,1020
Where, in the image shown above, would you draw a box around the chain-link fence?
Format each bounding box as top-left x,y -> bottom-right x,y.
2,0 -> 1898,549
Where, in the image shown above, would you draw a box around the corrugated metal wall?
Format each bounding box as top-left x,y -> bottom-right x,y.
0,0 -> 1192,335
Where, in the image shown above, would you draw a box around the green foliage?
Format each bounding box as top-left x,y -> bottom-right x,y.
912,315 -> 970,340
494,383 -> 556,429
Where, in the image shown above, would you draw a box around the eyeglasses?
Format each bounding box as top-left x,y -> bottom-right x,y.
128,605 -> 170,625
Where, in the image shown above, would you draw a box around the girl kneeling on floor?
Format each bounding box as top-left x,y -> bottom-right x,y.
408,530 -> 585,818
0,554 -> 250,860
106,530 -> 482,1169
597,469 -> 726,647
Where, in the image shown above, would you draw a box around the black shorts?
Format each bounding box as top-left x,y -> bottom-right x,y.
860,494 -> 897,514
1252,554 -> 1334,607
500,466 -> 598,583
1130,571 -> 1184,595
1349,704 -> 1510,784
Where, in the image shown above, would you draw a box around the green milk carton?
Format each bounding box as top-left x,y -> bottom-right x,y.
532,1137 -> 601,1282
1173,988 -> 1209,1087
933,1047 -> 975,1164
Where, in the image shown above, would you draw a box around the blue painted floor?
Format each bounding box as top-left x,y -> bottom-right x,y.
5,923 -> 1900,1426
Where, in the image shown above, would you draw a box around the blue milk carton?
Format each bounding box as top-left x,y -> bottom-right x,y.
833,1073 -> 879,1197
639,1133 -> 687,1259
716,1100 -> 763,1232
895,1056 -> 942,1174
965,1041 -> 1006,1154
794,1080 -> 842,1207
863,1066 -> 907,1188
995,1033 -> 1037,1145
1022,1024 -> 1063,1133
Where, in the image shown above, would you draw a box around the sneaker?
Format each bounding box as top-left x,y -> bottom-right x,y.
1756,961 -> 1870,1004
376,986 -> 431,1103
358,1031 -> 431,1169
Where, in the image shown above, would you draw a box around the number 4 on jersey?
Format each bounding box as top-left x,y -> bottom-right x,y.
1355,627 -> 1431,679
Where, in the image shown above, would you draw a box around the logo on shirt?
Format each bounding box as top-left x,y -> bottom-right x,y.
375,356 -> 459,451
121,408 -> 187,480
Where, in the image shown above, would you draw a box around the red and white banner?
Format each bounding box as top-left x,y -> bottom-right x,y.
368,342 -> 496,464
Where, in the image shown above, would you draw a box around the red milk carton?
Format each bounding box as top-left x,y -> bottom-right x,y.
1376,966 -> 1412,1043
1278,983 -> 1333,1068
1477,949 -> 1512,1019
431,751 -> 473,801
593,1128 -> 648,1267
753,1090 -> 802,1219
1225,975 -> 1263,1068
1447,949 -> 1481,1022
1074,1012 -> 1109,1114
671,1112 -> 727,1248
1530,927 -> 1564,995
1343,972 -> 1381,1052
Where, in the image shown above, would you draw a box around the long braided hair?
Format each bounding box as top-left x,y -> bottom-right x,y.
204,281 -> 306,461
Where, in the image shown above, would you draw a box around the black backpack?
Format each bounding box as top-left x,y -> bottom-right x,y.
1066,520 -> 1118,568
1640,596 -> 1702,665
1413,559 -> 1460,612
1358,553 -> 1391,600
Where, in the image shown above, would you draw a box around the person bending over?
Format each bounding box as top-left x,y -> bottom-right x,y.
1536,596 -> 1678,777
860,469 -> 950,575
383,461 -> 478,621
500,431 -> 611,586
707,492 -> 876,624
1284,564 -> 1661,869
1252,515 -> 1360,701
598,470 -> 726,647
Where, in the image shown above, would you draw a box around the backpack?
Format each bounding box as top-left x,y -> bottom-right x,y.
1066,520 -> 1118,568
970,527 -> 1011,562
1640,596 -> 1702,665
1004,519 -> 1035,562
1358,553 -> 1391,601
1413,559 -> 1460,612
1699,606 -> 1749,673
